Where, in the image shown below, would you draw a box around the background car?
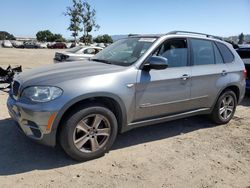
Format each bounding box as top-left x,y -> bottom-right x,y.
12,41 -> 25,48
23,41 -> 38,49
236,47 -> 250,92
54,46 -> 103,63
48,42 -> 67,49
96,43 -> 105,48
35,42 -> 47,49
3,40 -> 13,48
65,42 -> 72,49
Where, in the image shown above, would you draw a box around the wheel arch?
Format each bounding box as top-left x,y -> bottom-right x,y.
212,84 -> 240,110
52,93 -> 127,146
221,85 -> 240,102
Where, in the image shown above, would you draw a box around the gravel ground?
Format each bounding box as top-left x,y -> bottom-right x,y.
0,48 -> 249,188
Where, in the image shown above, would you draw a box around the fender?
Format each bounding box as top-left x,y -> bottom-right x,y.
51,92 -> 128,133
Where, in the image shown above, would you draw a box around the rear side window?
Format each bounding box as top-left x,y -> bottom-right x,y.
215,42 -> 234,63
213,43 -> 224,64
191,39 -> 215,65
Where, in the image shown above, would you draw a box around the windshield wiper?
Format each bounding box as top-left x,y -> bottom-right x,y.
91,58 -> 111,64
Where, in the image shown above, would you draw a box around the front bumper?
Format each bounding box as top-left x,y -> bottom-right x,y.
7,96 -> 58,146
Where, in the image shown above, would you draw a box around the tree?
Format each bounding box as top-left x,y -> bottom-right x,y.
53,34 -> 66,42
64,0 -> 100,45
0,31 -> 16,40
80,34 -> 92,44
94,34 -> 113,43
238,33 -> 244,44
36,30 -> 66,42
64,0 -> 82,44
36,30 -> 54,42
80,1 -> 100,45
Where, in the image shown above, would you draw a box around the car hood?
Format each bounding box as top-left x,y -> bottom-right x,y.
15,60 -> 127,88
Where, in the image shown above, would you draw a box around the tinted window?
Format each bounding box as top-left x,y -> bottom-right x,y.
191,39 -> 215,65
216,42 -> 234,63
213,43 -> 224,64
155,39 -> 188,67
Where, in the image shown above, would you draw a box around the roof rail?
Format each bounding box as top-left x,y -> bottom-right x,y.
167,31 -> 223,40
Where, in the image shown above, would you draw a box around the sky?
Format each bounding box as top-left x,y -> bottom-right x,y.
0,0 -> 249,39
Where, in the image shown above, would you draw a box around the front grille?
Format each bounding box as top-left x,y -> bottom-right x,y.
12,81 -> 20,96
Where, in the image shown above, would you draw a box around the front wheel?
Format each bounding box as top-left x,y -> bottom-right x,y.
210,90 -> 237,124
60,105 -> 118,161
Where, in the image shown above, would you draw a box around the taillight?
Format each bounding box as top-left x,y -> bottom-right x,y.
243,68 -> 247,79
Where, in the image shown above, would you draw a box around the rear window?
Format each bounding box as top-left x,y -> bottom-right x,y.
216,42 -> 234,63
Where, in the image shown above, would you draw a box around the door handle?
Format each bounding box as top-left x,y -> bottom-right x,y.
181,74 -> 190,81
221,70 -> 227,76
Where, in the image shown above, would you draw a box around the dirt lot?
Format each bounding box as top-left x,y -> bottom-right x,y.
0,48 -> 250,188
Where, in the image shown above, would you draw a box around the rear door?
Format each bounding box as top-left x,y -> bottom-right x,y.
189,38 -> 230,109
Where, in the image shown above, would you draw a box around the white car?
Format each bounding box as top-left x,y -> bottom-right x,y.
3,40 -> 13,48
35,42 -> 47,48
54,46 -> 103,63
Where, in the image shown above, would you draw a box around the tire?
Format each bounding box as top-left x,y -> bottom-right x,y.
60,104 -> 118,161
210,90 -> 237,124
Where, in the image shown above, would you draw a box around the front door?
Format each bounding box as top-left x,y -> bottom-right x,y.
134,38 -> 192,121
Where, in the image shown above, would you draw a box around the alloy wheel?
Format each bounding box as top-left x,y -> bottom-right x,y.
73,114 -> 111,153
219,95 -> 235,121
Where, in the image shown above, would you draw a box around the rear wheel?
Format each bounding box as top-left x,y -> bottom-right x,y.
60,105 -> 118,161
210,90 -> 237,124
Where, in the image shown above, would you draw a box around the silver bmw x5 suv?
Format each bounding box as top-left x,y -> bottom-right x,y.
7,31 -> 246,161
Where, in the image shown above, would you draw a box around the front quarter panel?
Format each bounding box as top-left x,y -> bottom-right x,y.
52,66 -> 138,132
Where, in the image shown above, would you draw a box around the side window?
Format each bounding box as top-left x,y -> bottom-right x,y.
154,39 -> 188,68
84,48 -> 96,55
215,42 -> 234,63
191,39 -> 215,65
213,43 -> 224,64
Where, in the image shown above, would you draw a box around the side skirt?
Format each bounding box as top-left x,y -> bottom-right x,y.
121,108 -> 211,133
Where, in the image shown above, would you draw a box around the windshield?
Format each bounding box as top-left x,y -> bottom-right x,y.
92,37 -> 156,66
66,46 -> 83,53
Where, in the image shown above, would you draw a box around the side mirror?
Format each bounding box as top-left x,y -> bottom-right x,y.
143,56 -> 168,70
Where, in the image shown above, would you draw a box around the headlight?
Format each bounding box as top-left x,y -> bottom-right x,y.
22,86 -> 63,102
